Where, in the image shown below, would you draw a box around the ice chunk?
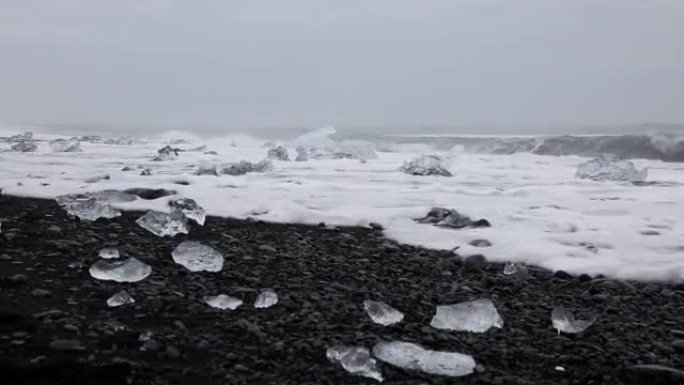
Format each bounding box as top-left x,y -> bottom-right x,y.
416,207 -> 490,229
99,248 -> 120,259
400,155 -> 452,176
430,299 -> 503,333
11,141 -> 38,152
193,165 -> 218,176
49,138 -> 81,152
372,341 -> 476,377
363,300 -> 404,326
551,306 -> 596,334
295,146 -> 308,161
204,294 -> 242,310
576,155 -> 647,182
136,210 -> 188,237
503,262 -> 528,276
326,346 -> 383,382
171,241 -> 223,272
89,258 -> 151,283
56,195 -> 121,221
267,146 -> 290,161
152,145 -> 179,161
221,160 -> 272,176
254,290 -> 278,308
169,198 -> 206,226
8,131 -> 33,142
107,290 -> 135,307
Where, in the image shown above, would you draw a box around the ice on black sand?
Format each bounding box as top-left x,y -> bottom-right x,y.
99,248 -> 120,259
56,195 -> 121,221
136,210 -> 189,237
254,290 -> 278,308
326,346 -> 383,382
169,198 -> 206,226
372,341 -> 476,377
430,299 -> 503,333
107,290 -> 135,307
363,300 -> 404,326
89,258 -> 151,283
503,262 -> 528,276
204,294 -> 242,310
171,241 -> 223,272
551,306 -> 596,334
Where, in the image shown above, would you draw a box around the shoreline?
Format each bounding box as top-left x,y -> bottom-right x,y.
0,194 -> 683,384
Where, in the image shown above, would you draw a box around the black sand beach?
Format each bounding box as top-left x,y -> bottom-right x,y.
1,195 -> 683,384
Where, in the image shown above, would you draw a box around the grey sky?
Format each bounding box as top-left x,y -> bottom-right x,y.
0,0 -> 683,131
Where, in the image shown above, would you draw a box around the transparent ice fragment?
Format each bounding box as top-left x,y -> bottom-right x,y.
551,306 -> 596,334
372,341 -> 476,377
107,290 -> 135,307
430,299 -> 503,333
99,248 -> 120,259
363,300 -> 404,326
267,146 -> 290,161
136,210 -> 188,237
89,258 -> 151,283
203,294 -> 242,310
171,241 -> 223,272
503,262 -> 528,276
576,155 -> 647,182
169,198 -> 205,225
400,155 -> 452,176
326,346 -> 383,382
49,138 -> 81,152
56,195 -> 121,221
254,290 -> 278,308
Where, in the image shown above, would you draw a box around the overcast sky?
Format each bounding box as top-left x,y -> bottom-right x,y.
0,0 -> 683,131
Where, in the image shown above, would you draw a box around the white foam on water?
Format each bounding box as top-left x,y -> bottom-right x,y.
2,129 -> 684,282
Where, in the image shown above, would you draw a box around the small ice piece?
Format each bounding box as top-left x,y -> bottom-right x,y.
267,146 -> 290,161
98,248 -> 120,259
503,262 -> 528,276
254,290 -> 278,308
295,146 -> 308,161
204,294 -> 242,310
576,155 -> 647,182
89,258 -> 151,282
551,306 -> 595,334
400,155 -> 452,176
49,138 -> 81,152
136,210 -> 188,237
169,198 -> 206,225
326,346 -> 383,382
372,341 -> 476,377
171,241 -> 223,272
152,145 -> 179,161
430,299 -> 503,333
11,140 -> 38,152
221,160 -> 272,176
56,196 -> 121,221
107,290 -> 135,307
8,131 -> 33,142
363,300 -> 404,326
193,164 -> 219,176
416,207 -> 490,229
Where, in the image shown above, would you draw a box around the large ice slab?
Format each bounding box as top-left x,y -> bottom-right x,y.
551,306 -> 596,334
89,258 -> 151,282
576,155 -> 647,182
203,294 -> 242,310
171,241 -> 223,272
372,341 -> 476,377
363,300 -> 404,326
56,195 -> 122,221
430,299 -> 503,333
136,210 -> 188,237
400,155 -> 452,176
326,346 -> 383,382
169,198 -> 206,226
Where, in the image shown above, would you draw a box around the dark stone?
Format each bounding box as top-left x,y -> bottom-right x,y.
463,254 -> 488,273
469,239 -> 492,247
554,270 -> 573,280
619,364 -> 684,384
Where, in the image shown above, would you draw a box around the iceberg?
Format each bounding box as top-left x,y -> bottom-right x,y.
326,346 -> 383,382
363,300 -> 404,326
400,155 -> 452,176
171,241 -> 223,272
430,299 -> 503,333
136,210 -> 189,237
372,341 -> 476,377
576,155 -> 647,182
89,258 -> 151,283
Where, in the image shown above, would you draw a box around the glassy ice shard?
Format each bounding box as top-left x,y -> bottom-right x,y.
326,346 -> 383,382
551,306 -> 595,334
99,248 -> 120,259
89,258 -> 151,283
503,262 -> 528,276
363,300 -> 404,326
372,341 -> 476,377
203,294 -> 242,310
136,210 -> 188,237
254,290 -> 278,308
169,198 -> 205,225
107,290 -> 135,307
56,195 -> 121,221
430,299 -> 503,333
171,241 -> 223,272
